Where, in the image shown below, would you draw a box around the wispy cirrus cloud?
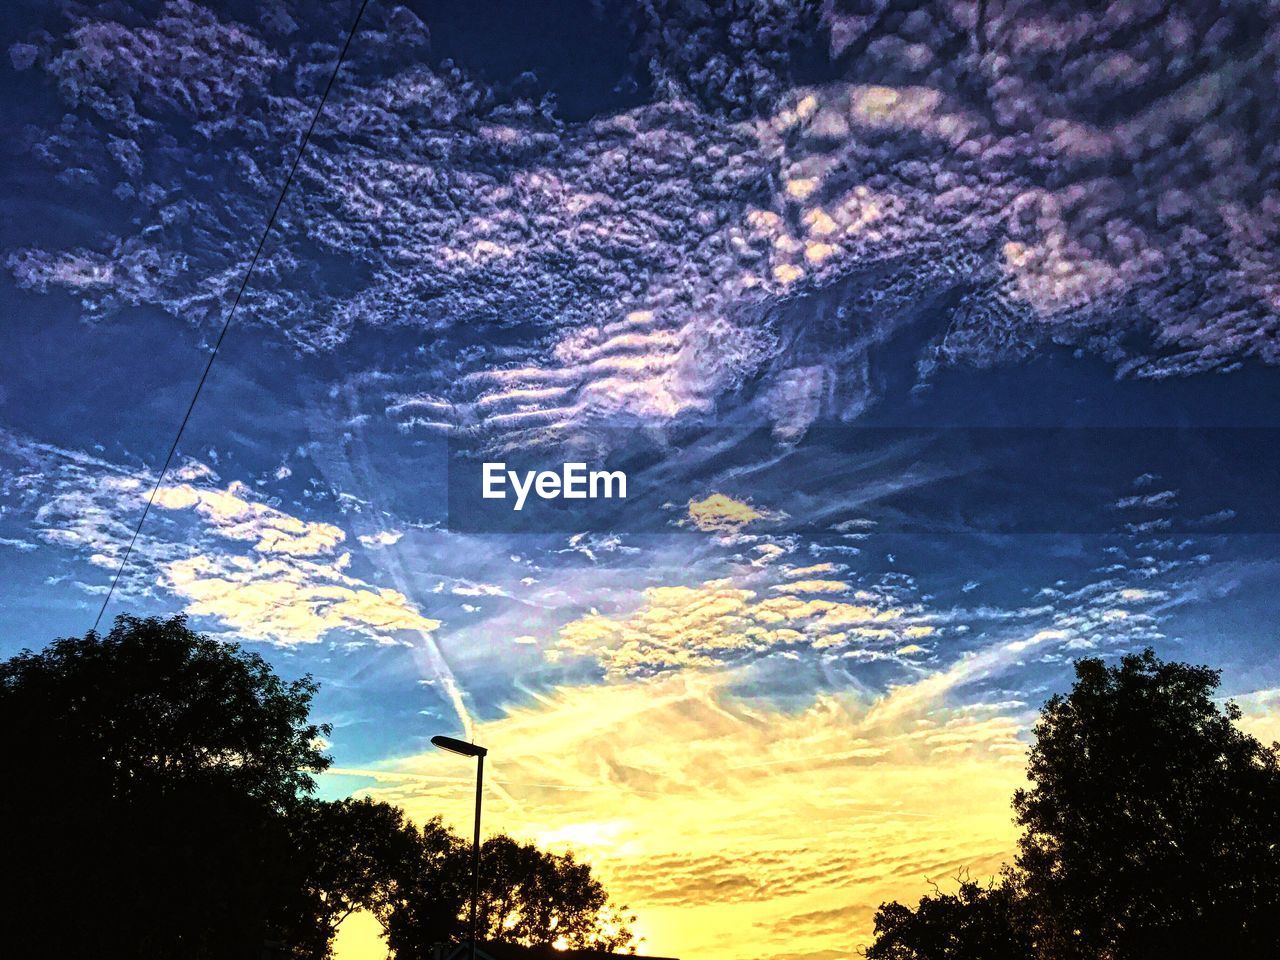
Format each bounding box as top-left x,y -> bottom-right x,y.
342,655 -> 1038,959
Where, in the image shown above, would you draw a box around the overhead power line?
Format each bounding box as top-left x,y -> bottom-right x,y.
92,0 -> 374,633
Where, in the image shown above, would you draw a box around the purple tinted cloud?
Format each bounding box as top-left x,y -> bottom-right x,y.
6,0 -> 1280,442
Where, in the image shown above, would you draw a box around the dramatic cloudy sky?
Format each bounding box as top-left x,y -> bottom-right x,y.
3,1 -> 1280,957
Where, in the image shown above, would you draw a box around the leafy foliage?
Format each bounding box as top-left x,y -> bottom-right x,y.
375,813 -> 474,959
381,830 -> 636,955
866,879 -> 1031,960
1013,649 -> 1280,958
867,649 -> 1280,960
285,798 -> 435,957
472,835 -> 636,950
0,615 -> 636,959
0,613 -> 330,803
0,615 -> 330,959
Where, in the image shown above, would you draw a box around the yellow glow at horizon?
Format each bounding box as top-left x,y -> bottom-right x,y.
332,662 -> 1032,960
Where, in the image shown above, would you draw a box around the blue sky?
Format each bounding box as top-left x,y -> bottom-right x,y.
3,2 -> 1280,957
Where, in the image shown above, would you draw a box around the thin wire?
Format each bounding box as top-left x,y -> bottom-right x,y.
92,0 -> 374,633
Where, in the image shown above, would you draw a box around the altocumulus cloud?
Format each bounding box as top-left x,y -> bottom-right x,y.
0,429 -> 440,647
554,565 -> 937,678
6,0 -> 1280,450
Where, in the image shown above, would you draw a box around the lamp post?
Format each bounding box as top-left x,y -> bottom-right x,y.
431,735 -> 488,960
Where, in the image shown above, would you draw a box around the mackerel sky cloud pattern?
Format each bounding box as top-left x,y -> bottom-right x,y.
4,4 -> 1280,959
9,0 -> 1280,445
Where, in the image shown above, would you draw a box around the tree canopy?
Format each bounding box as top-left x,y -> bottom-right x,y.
0,613 -> 331,805
0,615 -> 331,959
370,820 -> 637,956
1013,649 -> 1280,958
471,835 -> 635,950
286,798 -> 436,957
867,649 -> 1280,960
0,615 -> 636,959
866,879 -> 1031,960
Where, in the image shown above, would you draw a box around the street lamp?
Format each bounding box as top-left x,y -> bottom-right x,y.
431,735 -> 488,960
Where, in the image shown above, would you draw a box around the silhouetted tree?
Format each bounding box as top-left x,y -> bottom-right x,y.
866,649 -> 1280,960
0,615 -> 330,959
1012,649 -> 1280,959
385,832 -> 636,955
473,835 -> 636,950
1,615 -> 639,959
866,878 -> 1031,960
286,798 -> 429,958
379,816 -> 472,959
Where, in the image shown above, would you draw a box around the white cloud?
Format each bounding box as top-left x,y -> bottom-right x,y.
358,529 -> 404,549
153,481 -> 345,556
164,551 -> 439,646
2,430 -> 441,648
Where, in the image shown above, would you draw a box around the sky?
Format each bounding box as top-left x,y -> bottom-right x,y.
3,1 -> 1280,958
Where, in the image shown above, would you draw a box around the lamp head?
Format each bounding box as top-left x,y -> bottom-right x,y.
431,734 -> 488,758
